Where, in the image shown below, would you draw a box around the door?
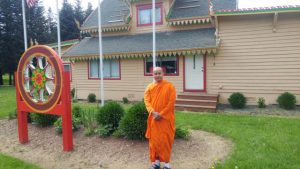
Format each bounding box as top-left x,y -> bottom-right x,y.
184,54 -> 204,91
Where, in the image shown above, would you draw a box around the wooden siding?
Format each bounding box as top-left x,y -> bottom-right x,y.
72,56 -> 184,101
207,13 -> 300,105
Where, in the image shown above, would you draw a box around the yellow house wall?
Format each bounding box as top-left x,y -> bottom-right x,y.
207,13 -> 300,105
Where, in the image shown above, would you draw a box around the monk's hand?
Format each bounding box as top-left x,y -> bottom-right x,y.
152,112 -> 161,120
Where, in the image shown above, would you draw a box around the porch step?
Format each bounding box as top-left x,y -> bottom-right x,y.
176,93 -> 218,112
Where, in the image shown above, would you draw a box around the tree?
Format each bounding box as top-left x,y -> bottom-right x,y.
74,0 -> 84,24
85,2 -> 93,20
60,0 -> 79,41
46,7 -> 57,43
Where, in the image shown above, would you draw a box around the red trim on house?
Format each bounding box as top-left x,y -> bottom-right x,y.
87,59 -> 122,80
136,2 -> 163,27
63,63 -> 72,82
183,54 -> 207,92
143,55 -> 180,76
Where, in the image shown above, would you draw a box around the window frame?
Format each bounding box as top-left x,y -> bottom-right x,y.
144,55 -> 179,76
88,59 -> 121,80
136,2 -> 163,27
63,63 -> 72,81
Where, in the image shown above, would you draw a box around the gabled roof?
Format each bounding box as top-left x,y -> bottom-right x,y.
212,0 -> 237,11
81,0 -> 130,32
63,28 -> 217,60
168,0 -> 210,19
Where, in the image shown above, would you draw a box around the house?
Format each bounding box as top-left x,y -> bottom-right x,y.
62,0 -> 300,111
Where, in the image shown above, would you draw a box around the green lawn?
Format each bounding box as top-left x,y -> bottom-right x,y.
0,153 -> 40,169
176,112 -> 300,169
0,86 -> 16,119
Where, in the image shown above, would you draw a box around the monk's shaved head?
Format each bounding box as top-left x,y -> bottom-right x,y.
153,67 -> 164,83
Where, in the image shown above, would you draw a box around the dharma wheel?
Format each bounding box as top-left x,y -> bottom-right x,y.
16,45 -> 63,113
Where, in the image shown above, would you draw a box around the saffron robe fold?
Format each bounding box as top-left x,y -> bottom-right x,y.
144,80 -> 176,162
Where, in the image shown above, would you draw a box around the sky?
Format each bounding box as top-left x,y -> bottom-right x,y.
42,0 -> 300,13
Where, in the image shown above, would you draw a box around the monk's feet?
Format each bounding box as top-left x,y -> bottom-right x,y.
149,164 -> 160,169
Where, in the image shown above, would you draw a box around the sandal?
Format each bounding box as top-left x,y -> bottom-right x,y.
149,164 -> 160,169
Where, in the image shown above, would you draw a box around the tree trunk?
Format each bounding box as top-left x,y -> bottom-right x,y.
9,72 -> 12,85
0,69 -> 3,85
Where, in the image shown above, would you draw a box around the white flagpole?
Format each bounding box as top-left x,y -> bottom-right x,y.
56,0 -> 62,57
22,0 -> 28,50
152,0 -> 156,71
98,0 -> 104,106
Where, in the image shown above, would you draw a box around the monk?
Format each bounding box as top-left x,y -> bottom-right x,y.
144,67 -> 176,169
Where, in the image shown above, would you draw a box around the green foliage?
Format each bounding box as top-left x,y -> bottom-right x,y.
95,124 -> 114,137
277,92 -> 297,110
71,88 -> 75,99
54,117 -> 81,134
8,109 -> 17,120
119,102 -> 148,140
96,101 -> 124,134
0,87 -> 16,119
30,113 -> 58,127
175,126 -> 190,140
228,92 -> 247,109
257,97 -> 266,108
87,93 -> 96,103
72,105 -> 82,118
122,97 -> 129,104
81,108 -> 98,136
112,129 -> 125,138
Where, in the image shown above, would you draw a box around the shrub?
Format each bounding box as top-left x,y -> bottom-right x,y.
112,129 -> 125,138
71,88 -> 75,99
96,101 -> 124,133
72,105 -> 82,118
277,92 -> 296,110
54,117 -> 81,134
81,108 -> 98,136
257,97 -> 266,108
122,97 -> 129,104
175,126 -> 190,140
95,124 -> 114,137
119,102 -> 148,140
228,92 -> 247,109
8,109 -> 17,120
87,93 -> 96,103
30,113 -> 58,127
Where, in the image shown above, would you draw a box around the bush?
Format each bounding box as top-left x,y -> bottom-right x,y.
175,126 -> 190,140
228,92 -> 247,109
72,105 -> 82,118
122,97 -> 129,104
8,109 -> 17,120
119,102 -> 148,140
54,117 -> 81,134
96,102 -> 124,133
81,108 -> 98,136
277,92 -> 296,110
87,93 -> 96,103
257,97 -> 266,108
30,113 -> 58,127
71,88 -> 75,99
95,124 -> 114,137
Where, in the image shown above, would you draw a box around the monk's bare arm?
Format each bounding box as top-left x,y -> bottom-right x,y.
159,85 -> 176,119
144,85 -> 155,114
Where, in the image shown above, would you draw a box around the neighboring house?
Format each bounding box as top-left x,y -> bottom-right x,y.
62,0 -> 300,110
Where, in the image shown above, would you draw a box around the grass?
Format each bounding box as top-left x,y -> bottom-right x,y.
0,153 -> 40,169
0,86 -> 16,119
3,74 -> 9,85
175,112 -> 300,169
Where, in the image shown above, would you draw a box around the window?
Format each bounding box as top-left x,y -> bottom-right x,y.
63,63 -> 72,81
89,59 -> 120,79
137,3 -> 163,26
145,56 -> 178,76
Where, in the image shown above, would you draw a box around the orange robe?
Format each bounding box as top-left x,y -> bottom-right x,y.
144,79 -> 176,162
